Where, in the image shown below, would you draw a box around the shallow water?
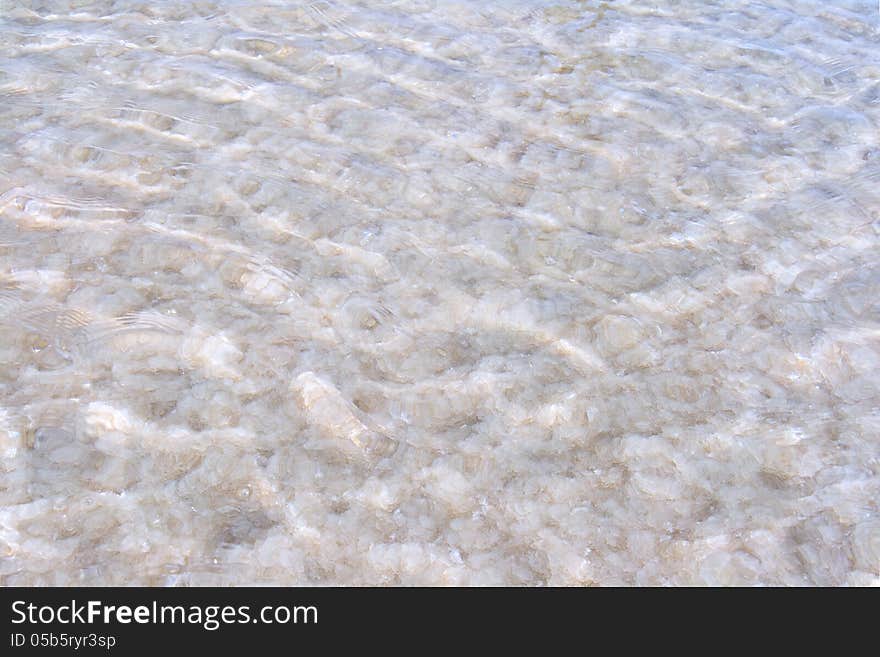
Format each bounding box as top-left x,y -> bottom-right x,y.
0,0 -> 878,585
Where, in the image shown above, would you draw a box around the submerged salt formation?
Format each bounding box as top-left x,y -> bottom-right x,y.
0,0 -> 878,585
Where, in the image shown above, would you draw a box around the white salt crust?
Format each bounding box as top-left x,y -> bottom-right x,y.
0,0 -> 879,585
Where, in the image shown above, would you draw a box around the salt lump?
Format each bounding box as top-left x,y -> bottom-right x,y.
180,331 -> 244,381
0,1 -> 879,585
292,372 -> 397,461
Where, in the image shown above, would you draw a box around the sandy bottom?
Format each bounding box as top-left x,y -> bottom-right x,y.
1,0 -> 879,585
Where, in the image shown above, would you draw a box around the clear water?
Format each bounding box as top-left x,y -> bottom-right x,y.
0,0 -> 878,585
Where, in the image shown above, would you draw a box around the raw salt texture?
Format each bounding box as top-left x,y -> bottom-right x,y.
0,0 -> 879,585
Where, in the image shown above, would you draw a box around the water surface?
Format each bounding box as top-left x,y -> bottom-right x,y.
1,0 -> 878,585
